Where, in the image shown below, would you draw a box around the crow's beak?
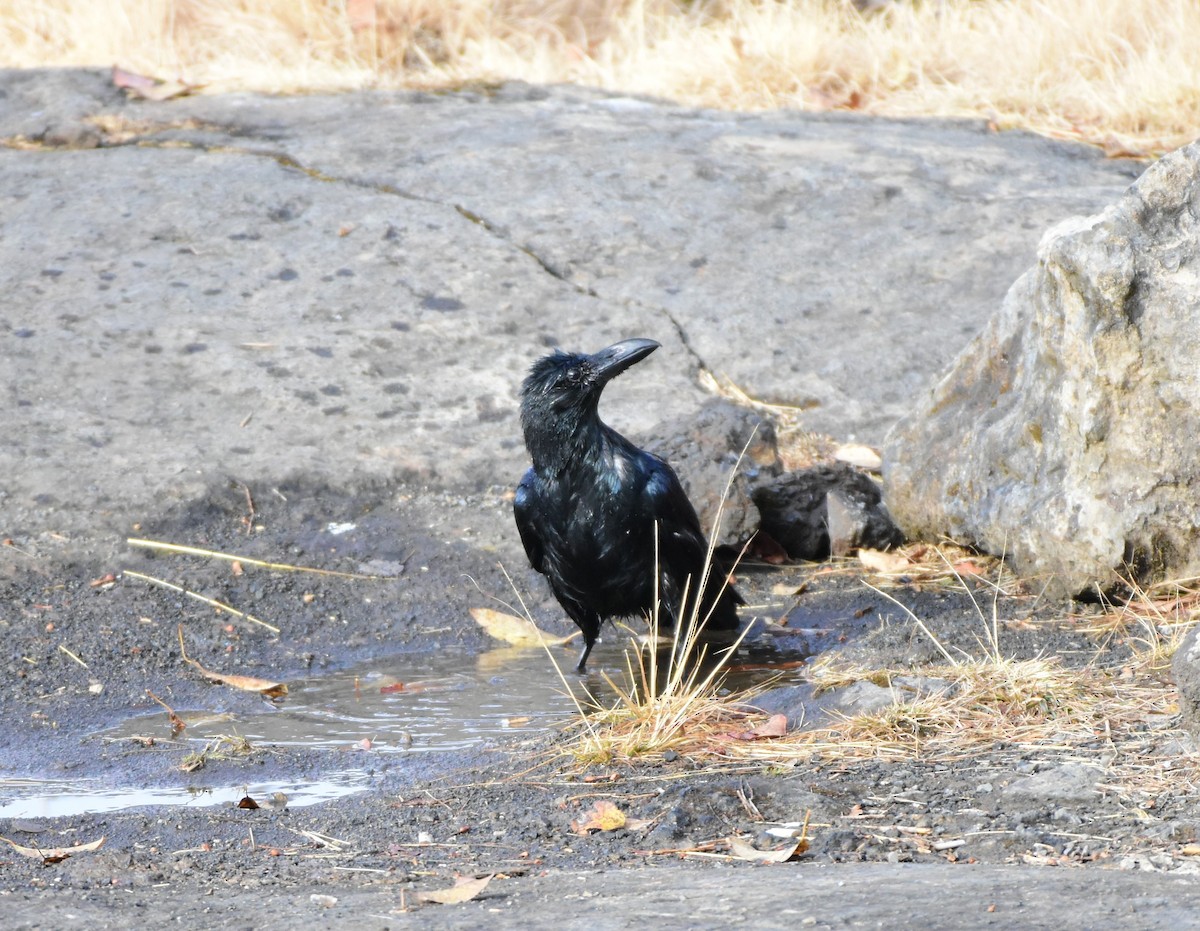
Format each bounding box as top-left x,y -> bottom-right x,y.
590,338 -> 660,385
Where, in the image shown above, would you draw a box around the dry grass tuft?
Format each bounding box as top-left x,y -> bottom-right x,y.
562,552 -> 1187,809
1074,575 -> 1200,672
2,0 -> 1197,153
567,622 -> 766,764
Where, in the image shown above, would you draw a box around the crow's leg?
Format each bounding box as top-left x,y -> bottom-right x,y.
575,636 -> 595,673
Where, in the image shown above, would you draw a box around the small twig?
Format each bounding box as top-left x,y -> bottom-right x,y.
736,781 -> 763,821
123,569 -> 280,633
236,481 -> 256,534
57,644 -> 88,668
145,688 -> 186,735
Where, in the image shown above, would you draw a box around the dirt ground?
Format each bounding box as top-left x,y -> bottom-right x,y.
4,479 -> 1200,928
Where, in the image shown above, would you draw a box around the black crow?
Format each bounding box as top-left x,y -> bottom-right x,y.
514,337 -> 742,671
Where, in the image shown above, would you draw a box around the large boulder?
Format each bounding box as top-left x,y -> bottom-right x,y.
883,142 -> 1200,598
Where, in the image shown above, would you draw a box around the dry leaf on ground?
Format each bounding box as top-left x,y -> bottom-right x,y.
417,874 -> 493,905
0,835 -> 105,863
857,548 -> 913,574
727,837 -> 807,863
726,713 -> 788,741
111,65 -> 195,101
178,626 -> 288,698
469,608 -> 577,647
834,443 -> 883,471
571,800 -> 627,834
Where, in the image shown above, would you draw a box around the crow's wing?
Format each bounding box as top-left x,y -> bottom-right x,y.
642,456 -> 709,568
513,469 -> 545,574
642,454 -> 745,621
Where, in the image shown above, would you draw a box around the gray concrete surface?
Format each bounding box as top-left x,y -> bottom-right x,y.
1,68 -> 1140,553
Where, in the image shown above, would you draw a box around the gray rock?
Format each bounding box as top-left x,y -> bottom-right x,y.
647,400 -> 780,546
0,69 -> 1138,554
752,464 -> 902,559
757,674 -> 951,729
883,142 -> 1200,598
1172,625 -> 1200,738
1000,763 -> 1104,805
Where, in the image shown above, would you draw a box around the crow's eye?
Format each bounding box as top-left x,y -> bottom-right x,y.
564,368 -> 578,382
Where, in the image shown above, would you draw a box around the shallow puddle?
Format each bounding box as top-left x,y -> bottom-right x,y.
0,773 -> 370,820
101,638 -> 809,754
7,635 -> 809,818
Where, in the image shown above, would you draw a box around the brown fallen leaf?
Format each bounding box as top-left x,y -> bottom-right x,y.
727,836 -> 807,863
952,559 -> 984,576
571,800 -> 626,834
469,608 -> 577,648
379,679 -> 453,695
748,531 -> 789,564
726,713 -> 788,741
857,548 -> 912,574
178,625 -> 288,699
417,873 -> 493,905
0,834 -> 105,863
111,65 -> 196,102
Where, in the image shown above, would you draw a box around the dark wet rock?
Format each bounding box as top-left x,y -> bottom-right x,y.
647,400 -> 780,545
752,464 -> 902,559
884,142 -> 1200,599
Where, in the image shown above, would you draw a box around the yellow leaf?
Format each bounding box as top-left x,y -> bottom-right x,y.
469,608 -> 577,648
572,800 -> 627,834
417,874 -> 493,905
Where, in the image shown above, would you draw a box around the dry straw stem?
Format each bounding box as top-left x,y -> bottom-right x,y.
1074,574 -> 1200,672
123,569 -> 280,633
127,537 -> 386,580
3,0 -> 1197,154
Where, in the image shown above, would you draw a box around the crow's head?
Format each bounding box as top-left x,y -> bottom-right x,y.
520,338 -> 659,462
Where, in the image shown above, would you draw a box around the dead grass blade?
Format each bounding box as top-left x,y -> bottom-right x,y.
123,570 -> 279,633
126,537 -> 386,580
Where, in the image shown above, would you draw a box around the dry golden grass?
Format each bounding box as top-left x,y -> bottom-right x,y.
3,0 -> 1198,154
562,549 -> 1197,806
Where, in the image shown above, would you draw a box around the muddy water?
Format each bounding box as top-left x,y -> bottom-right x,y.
104,638 -> 810,753
3,631 -> 812,818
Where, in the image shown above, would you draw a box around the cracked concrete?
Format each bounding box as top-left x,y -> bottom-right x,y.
1,67 -> 1143,556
